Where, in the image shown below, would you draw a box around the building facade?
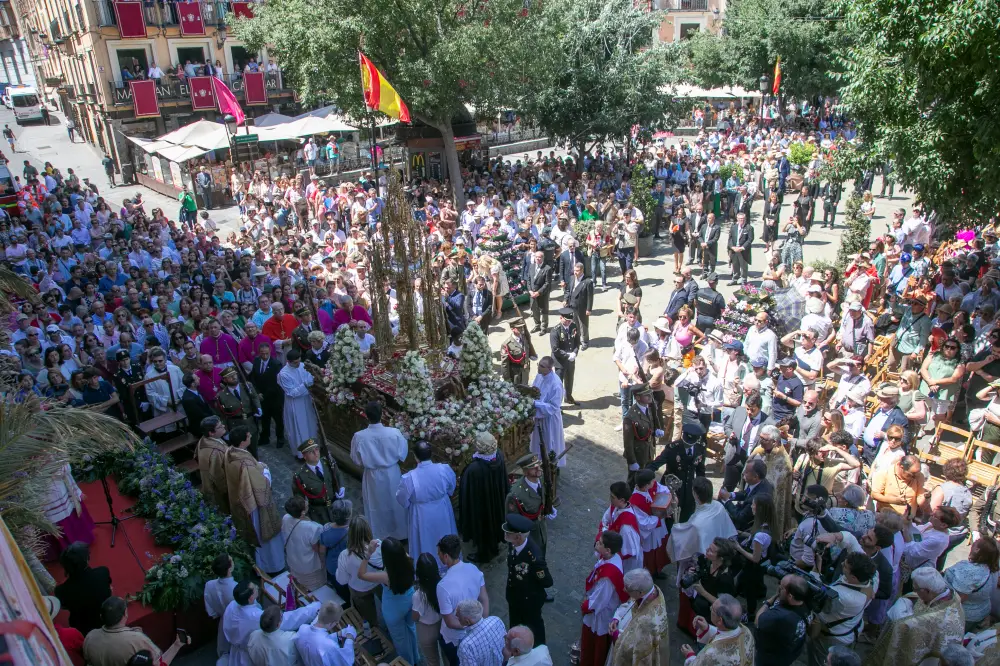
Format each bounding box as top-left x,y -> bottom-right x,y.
0,0 -> 35,89
652,0 -> 725,42
11,0 -> 296,169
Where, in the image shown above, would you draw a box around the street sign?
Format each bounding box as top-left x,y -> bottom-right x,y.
232,133 -> 258,144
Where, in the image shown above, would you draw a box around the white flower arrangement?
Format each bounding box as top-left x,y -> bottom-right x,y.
326,326 -> 365,387
395,350 -> 435,415
329,386 -> 356,406
459,321 -> 493,381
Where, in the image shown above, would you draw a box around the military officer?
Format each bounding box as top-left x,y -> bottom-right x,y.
501,318 -> 532,385
292,439 -> 344,524
503,513 -> 553,646
216,366 -> 261,458
291,304 -> 323,353
623,385 -> 663,487
648,421 -> 707,522
550,308 -> 581,404
506,454 -> 552,555
113,348 -> 149,426
694,272 -> 726,333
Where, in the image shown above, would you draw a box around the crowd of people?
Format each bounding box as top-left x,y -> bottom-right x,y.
6,100 -> 1000,666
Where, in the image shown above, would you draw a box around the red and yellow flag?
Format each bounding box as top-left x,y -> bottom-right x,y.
359,51 -> 411,123
772,57 -> 782,95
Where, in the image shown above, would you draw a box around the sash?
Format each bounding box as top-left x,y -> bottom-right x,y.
585,560 -> 628,603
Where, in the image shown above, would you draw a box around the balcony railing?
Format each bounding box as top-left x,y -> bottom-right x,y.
661,0 -> 709,10
93,1 -> 234,28
108,71 -> 288,107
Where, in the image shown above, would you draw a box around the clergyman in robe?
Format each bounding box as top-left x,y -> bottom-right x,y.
459,432 -> 510,563
396,440 -> 457,566
197,415 -> 231,514
225,425 -> 285,574
350,400 -> 409,540
530,356 -> 566,468
748,425 -> 794,533
608,569 -> 669,666
276,348 -> 319,458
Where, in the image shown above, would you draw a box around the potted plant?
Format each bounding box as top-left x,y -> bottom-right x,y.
631,167 -> 657,257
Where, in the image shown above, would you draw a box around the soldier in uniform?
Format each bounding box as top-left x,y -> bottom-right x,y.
500,318 -> 532,385
623,385 -> 663,487
503,513 -> 553,646
216,366 -> 261,458
694,272 -> 726,334
505,453 -> 556,602
648,421 -> 706,522
292,438 -> 344,524
550,308 -> 581,404
291,304 -> 323,353
113,349 -> 149,426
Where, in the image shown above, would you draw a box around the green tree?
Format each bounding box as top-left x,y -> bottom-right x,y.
231,0 -> 549,203
838,0 -> 1000,227
835,194 -> 869,269
686,0 -> 844,99
521,0 -> 685,158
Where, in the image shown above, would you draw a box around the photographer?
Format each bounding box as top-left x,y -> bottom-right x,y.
815,526 -> 894,604
754,574 -> 812,666
805,553 -> 876,666
789,484 -> 833,570
773,357 -> 805,422
683,537 -> 739,624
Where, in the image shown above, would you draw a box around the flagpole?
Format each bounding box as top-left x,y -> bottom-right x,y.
368,108 -> 379,193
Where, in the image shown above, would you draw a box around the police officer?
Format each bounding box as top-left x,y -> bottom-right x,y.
648,421 -> 707,522
550,308 -> 580,404
694,272 -> 726,333
503,513 -> 553,646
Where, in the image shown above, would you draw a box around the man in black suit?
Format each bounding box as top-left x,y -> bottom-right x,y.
564,262 -> 593,349
718,457 -> 774,532
464,274 -> 494,331
648,421 -> 707,522
113,349 -> 149,426
180,372 -> 216,437
727,212 -> 754,285
525,250 -> 552,333
249,341 -> 285,448
686,203 -> 706,265
557,238 -> 586,298
722,392 -> 774,491
733,184 -> 753,220
699,212 -> 721,272
503,513 -> 553,646
550,308 -> 580,404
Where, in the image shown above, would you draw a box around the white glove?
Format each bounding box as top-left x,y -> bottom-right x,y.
139,402 -> 150,411
567,352 -> 576,361
545,508 -> 558,520
655,429 -> 664,438
628,463 -> 640,471
255,408 -> 262,417
336,486 -> 346,499
340,625 -> 358,640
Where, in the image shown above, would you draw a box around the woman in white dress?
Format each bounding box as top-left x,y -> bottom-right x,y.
281,496 -> 327,592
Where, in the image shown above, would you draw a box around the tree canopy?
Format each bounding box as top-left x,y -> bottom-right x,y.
685,0 -> 844,99
837,0 -> 1000,224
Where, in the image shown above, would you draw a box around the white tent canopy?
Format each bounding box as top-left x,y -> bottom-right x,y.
669,84 -> 763,99
154,119 -> 231,150
252,112 -> 295,127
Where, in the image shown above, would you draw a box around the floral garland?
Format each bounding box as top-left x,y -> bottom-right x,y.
395,350 -> 435,415
459,322 -> 492,381
79,442 -> 254,612
326,326 -> 365,387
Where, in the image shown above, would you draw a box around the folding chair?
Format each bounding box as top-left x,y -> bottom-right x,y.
921,423 -> 974,466
966,439 -> 1000,488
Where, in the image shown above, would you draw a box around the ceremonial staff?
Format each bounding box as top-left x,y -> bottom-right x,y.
302,281 -> 343,493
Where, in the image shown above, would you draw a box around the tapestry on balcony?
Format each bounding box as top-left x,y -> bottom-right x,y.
177,1 -> 205,36
114,1 -> 146,39
243,72 -> 267,106
130,80 -> 159,118
188,76 -> 217,111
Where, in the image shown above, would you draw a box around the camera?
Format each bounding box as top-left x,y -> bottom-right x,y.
769,367 -> 781,381
680,558 -> 710,589
763,560 -> 839,614
800,495 -> 827,515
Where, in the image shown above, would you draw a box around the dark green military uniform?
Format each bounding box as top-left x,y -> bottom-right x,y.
504,513 -> 553,645
623,385 -> 658,486
292,439 -> 340,524
216,367 -> 260,459
505,454 -> 549,554
501,318 -> 531,385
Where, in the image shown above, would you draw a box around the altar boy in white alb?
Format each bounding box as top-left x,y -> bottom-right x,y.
350,400 -> 409,540
223,579 -> 320,666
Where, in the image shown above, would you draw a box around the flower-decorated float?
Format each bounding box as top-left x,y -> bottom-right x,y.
310,172 -> 536,478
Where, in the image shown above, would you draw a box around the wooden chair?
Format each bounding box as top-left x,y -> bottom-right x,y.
292,577 -> 346,608
966,439 -> 1000,488
129,373 -> 198,473
921,423 -> 974,467
254,566 -> 290,608
338,607 -> 396,666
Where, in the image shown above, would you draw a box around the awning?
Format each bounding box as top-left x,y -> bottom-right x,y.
157,144 -> 211,162
454,135 -> 481,151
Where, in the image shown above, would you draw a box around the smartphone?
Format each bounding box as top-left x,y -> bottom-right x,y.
176,629 -> 190,645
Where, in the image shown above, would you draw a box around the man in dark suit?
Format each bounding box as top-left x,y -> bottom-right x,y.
557,239 -> 586,298
250,342 -> 285,448
180,372 -> 217,437
733,185 -> 753,220
441,278 -> 467,335
525,250 -> 552,333
778,154 -> 791,193
550,308 -> 581,404
663,272 -> 689,322
464,274 -> 495,331
821,180 -> 842,229
727,212 -> 754,285
699,212 -> 721,272
564,262 -> 593,349
113,349 -> 149,426
503,513 -> 553,646
648,421 -> 707,522
687,203 -> 706,265
719,458 -> 774,532
721,392 -> 774,491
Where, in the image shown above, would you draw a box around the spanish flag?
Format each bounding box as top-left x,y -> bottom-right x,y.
772,57 -> 782,96
359,51 -> 412,123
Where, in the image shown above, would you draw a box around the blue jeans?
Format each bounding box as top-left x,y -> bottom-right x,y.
590,252 -> 607,287
620,385 -> 634,420
617,248 -> 634,276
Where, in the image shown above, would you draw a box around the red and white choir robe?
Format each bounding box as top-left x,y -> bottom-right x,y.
580,553 -> 628,666
630,482 -> 671,575
41,464 -> 95,561
596,504 -> 643,573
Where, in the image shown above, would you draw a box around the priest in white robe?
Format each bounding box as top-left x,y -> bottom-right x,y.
204,555 -> 237,665
396,441 -> 457,565
277,349 -> 319,458
223,580 -> 320,666
295,602 -> 357,666
667,477 -> 737,582
530,357 -> 567,467
145,348 -> 186,432
351,400 -> 409,540
247,606 -> 306,666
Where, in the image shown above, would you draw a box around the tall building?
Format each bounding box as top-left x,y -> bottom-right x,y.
0,0 -> 35,89
652,0 -> 725,42
11,0 -> 296,168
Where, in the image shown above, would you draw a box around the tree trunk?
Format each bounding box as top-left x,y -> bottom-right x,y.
438,121 -> 465,205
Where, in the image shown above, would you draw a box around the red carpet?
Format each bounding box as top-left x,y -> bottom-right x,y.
46,477 -> 215,650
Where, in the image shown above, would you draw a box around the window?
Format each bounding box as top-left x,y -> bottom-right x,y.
679,23 -> 701,39
13,94 -> 39,107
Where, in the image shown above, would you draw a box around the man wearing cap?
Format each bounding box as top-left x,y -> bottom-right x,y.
887,252 -> 916,298
112,348 -> 149,425
525,251 -> 553,334
504,513 -> 553,645
291,304 -> 323,354
862,383 -> 912,465
550,308 -> 581,404
836,301 -> 875,359
890,294 -> 932,371
217,365 -> 261,459
565,262 -> 593,350
623,384 -> 662,485
772,357 -> 804,423
262,302 -> 299,355
649,422 -> 706,521
506,454 -> 554,556
501,318 -> 532,385
292,438 -> 344,524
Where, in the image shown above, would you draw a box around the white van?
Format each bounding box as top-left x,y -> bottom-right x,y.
8,87 -> 43,124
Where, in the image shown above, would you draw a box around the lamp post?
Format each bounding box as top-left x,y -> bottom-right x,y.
759,75 -> 769,124
222,113 -> 238,165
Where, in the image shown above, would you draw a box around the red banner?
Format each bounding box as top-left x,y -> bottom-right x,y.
177,1 -> 205,36
130,80 -> 159,118
242,72 -> 267,106
114,1 -> 146,39
231,2 -> 254,19
188,76 -> 216,110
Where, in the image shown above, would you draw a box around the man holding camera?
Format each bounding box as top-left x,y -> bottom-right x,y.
772,357 -> 805,423
721,392 -> 774,492
718,459 -> 773,532
754,574 -> 812,666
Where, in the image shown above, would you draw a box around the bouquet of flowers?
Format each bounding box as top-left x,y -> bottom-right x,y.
459,322 -> 493,381
326,326 -> 365,387
328,386 -> 356,407
395,351 -> 435,415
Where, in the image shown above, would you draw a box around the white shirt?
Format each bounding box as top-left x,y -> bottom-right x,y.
294,624 -> 355,666
508,645 -> 553,666
744,326 -> 778,370
247,628 -> 299,666
902,524 -> 949,569
437,561 -> 486,645
335,545 -> 383,593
